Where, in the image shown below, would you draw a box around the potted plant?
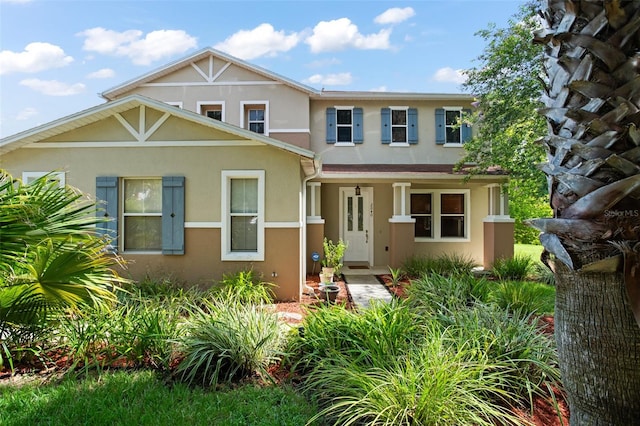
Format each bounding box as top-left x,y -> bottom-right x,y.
322,237 -> 348,279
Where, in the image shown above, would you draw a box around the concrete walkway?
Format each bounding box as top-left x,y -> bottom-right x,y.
342,267 -> 393,309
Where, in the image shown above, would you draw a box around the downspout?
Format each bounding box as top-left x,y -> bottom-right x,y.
301,156 -> 322,298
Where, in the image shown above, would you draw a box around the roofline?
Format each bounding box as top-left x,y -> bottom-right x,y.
312,91 -> 475,101
100,47 -> 320,100
0,94 -> 315,159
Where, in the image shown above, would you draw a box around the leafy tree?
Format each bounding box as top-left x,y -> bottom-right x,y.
0,170 -> 124,336
532,1 -> 640,423
460,0 -> 551,243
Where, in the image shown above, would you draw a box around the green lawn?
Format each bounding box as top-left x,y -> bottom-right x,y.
515,243 -> 544,262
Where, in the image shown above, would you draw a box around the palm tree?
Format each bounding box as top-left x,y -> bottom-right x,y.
0,170 -> 124,336
532,1 -> 640,423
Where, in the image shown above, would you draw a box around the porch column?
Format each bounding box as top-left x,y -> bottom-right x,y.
388,182 -> 415,268
306,182 -> 325,274
483,184 -> 515,268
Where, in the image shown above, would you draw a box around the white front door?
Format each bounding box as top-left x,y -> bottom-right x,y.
341,187 -> 373,264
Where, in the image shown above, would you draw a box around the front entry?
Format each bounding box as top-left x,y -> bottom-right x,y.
340,187 -> 373,264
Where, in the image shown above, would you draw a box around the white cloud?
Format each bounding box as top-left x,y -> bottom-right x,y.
305,18 -> 391,53
305,72 -> 352,86
78,27 -> 197,65
369,86 -> 388,92
432,67 -> 467,84
20,79 -> 86,96
16,107 -> 38,120
374,7 -> 415,25
214,23 -> 300,60
87,68 -> 115,79
0,42 -> 73,75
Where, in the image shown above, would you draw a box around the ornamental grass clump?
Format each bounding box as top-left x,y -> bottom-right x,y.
175,299 -> 286,387
212,270 -> 275,305
492,255 -> 535,281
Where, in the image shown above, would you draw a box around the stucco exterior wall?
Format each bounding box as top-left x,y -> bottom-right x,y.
309,99 -> 474,165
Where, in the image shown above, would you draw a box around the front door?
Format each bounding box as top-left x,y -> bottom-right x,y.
341,187 -> 373,264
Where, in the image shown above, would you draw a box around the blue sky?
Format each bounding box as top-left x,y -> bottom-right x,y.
0,0 -> 528,138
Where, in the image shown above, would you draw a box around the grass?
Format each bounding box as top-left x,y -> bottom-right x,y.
514,244 -> 544,262
0,370 -> 318,426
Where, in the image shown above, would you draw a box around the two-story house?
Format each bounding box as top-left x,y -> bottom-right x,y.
0,47 -> 513,301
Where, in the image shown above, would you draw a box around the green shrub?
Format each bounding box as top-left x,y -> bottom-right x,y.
175,300 -> 285,387
444,304 -> 559,401
489,280 -> 555,315
492,255 -> 534,281
213,270 -> 275,305
404,273 -> 490,315
303,326 -> 521,426
534,263 -> 556,286
401,253 -> 477,279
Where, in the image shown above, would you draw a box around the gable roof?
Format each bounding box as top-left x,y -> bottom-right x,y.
101,47 -> 320,100
0,94 -> 316,160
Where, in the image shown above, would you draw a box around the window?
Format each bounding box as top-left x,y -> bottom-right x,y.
222,170 -> 265,261
22,171 -> 65,187
95,176 -> 184,254
381,107 -> 418,145
435,108 -> 472,145
123,178 -> 162,251
241,102 -> 268,135
198,102 -> 224,121
325,107 -> 363,144
411,190 -> 469,240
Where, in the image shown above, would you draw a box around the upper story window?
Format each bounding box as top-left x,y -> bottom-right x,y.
198,102 -> 225,121
325,107 -> 363,145
435,107 -> 472,145
241,102 -> 268,135
22,171 -> 66,187
411,190 -> 470,241
381,107 -> 418,145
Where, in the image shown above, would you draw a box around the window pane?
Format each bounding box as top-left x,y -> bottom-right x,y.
392,110 -> 406,125
249,123 -> 264,133
445,110 -> 460,125
358,196 -> 364,231
414,216 -> 432,238
446,127 -> 461,143
336,110 -> 352,125
231,179 -> 258,213
337,126 -> 352,142
124,217 -> 162,250
392,127 -> 406,143
124,179 -> 162,213
206,110 -> 222,120
249,109 -> 264,121
231,216 -> 258,251
411,194 -> 432,214
347,196 -> 353,231
441,216 -> 465,238
441,194 -> 464,214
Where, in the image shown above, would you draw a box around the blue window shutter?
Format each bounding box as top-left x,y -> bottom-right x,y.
462,108 -> 472,143
381,108 -> 391,144
96,176 -> 118,252
435,108 -> 445,145
326,108 -> 336,143
408,108 -> 418,144
162,176 -> 185,255
353,107 -> 363,143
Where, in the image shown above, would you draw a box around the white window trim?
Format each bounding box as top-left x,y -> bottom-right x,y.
22,171 -> 66,187
443,106 -> 464,146
389,105 -> 409,146
412,189 -> 470,242
122,177 -> 163,254
197,101 -> 226,121
334,105 -> 355,146
240,101 -> 269,136
221,170 -> 265,261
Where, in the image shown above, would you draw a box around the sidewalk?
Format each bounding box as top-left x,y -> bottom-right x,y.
342,269 -> 393,309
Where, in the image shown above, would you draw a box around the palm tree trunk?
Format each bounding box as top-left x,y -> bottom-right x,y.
532,1 -> 640,423
554,260 -> 640,424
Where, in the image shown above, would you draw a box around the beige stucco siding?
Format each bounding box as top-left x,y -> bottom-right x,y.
2,145 -> 302,223
310,99 -> 474,165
